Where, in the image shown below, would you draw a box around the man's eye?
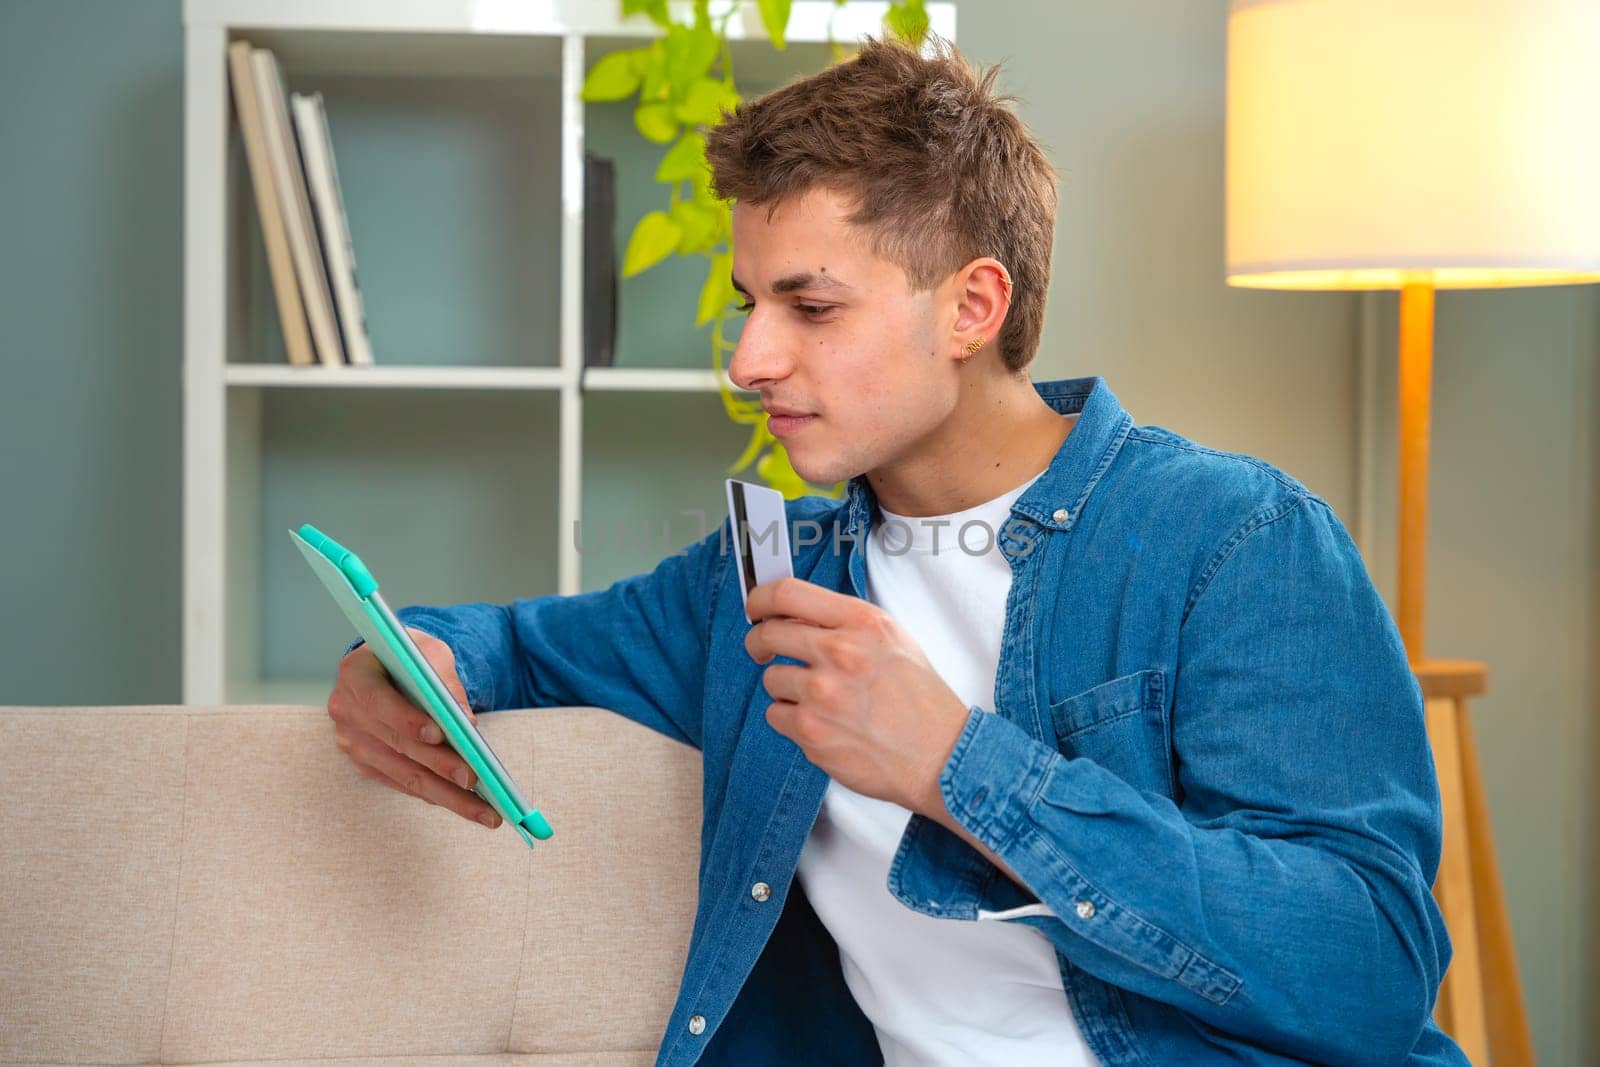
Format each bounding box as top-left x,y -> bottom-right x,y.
733,300 -> 831,317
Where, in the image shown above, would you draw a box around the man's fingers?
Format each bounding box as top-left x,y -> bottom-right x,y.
331,634 -> 497,829
336,721 -> 477,794
760,662 -> 807,704
353,760 -> 412,794
332,663 -> 442,750
746,576 -> 860,628
352,760 -> 499,828
347,738 -> 500,827
746,617 -> 827,666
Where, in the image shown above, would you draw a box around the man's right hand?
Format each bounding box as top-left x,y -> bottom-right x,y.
327,628 -> 503,830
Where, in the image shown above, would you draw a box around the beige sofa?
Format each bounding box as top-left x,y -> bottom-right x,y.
1,704 -> 703,1066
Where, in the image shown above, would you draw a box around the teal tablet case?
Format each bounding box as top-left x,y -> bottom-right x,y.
290,523 -> 553,849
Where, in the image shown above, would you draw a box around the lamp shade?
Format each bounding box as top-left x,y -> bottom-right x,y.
1226,0 -> 1600,290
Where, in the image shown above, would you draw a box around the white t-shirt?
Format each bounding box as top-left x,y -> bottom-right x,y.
794,469 -> 1099,1066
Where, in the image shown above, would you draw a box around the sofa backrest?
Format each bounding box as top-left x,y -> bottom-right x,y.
0,704 -> 701,1064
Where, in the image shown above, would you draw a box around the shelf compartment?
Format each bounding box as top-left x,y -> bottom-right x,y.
578,390 -> 753,593
226,38 -> 564,371
225,387 -> 562,699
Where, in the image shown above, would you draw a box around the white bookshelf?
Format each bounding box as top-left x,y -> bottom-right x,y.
222,365 -> 575,389
182,0 -> 956,705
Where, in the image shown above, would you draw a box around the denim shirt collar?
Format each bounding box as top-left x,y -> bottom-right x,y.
843,375 -> 1135,539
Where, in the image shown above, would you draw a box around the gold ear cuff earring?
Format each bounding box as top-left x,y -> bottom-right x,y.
961,337 -> 987,360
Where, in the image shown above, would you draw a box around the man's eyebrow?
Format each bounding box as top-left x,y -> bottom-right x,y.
730,272 -> 852,296
772,271 -> 851,294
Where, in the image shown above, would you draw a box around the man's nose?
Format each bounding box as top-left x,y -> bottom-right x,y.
727,313 -> 789,392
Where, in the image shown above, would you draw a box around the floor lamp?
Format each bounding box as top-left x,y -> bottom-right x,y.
1225,1 -> 1600,1063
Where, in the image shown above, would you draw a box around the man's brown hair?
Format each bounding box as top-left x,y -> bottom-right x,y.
704,36 -> 1058,373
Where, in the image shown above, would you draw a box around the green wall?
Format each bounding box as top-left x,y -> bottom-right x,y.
1,1 -> 1593,1061
0,0 -> 184,704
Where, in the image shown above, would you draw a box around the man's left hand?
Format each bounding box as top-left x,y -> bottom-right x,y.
744,576 -> 971,815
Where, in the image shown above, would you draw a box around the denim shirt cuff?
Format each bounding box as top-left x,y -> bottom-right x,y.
937,707 -> 1055,853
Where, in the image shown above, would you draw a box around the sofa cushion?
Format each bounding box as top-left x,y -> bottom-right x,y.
0,705 -> 701,1064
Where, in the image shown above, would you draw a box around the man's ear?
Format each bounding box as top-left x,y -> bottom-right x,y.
949,257 -> 1012,361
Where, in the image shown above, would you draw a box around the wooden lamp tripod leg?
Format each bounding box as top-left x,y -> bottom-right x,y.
1425,683 -> 1490,1061
1400,283 -> 1533,1064
1458,697 -> 1536,1063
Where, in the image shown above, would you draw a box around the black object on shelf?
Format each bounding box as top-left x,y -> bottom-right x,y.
582,153 -> 619,370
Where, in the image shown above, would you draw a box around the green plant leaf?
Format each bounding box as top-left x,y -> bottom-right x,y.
886,0 -> 929,45
655,131 -> 708,183
634,102 -> 679,143
622,0 -> 671,29
757,0 -> 792,50
690,159 -> 718,201
697,251 -> 737,326
623,211 -> 684,277
664,22 -> 720,86
638,40 -> 670,101
671,199 -> 721,254
581,50 -> 644,102
675,77 -> 741,127
703,195 -> 731,245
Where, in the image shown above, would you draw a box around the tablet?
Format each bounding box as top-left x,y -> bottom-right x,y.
290,523 -> 553,849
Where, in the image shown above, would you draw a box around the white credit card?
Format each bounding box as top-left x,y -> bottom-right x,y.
726,478 -> 794,623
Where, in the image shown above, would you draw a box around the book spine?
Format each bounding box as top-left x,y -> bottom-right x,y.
226,40 -> 313,366
289,96 -> 348,365
583,154 -> 619,369
250,47 -> 346,367
294,91 -> 375,367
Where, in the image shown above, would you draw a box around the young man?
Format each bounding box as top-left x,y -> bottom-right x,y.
331,39 -> 1467,1067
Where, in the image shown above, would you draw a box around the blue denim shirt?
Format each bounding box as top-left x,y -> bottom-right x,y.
356,375 -> 1467,1066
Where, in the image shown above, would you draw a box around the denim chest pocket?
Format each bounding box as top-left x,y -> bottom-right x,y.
1048,668 -> 1176,800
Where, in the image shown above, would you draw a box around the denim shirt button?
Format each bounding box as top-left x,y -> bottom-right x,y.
688,1014 -> 706,1035
1075,899 -> 1096,920
1053,507 -> 1069,523
750,881 -> 771,902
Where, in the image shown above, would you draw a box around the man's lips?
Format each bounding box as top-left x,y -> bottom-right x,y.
764,408 -> 818,438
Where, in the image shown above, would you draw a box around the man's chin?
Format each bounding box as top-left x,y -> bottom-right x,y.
783,448 -> 837,488
786,442 -> 873,492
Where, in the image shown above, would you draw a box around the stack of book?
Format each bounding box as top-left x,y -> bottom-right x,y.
228,40 -> 374,367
